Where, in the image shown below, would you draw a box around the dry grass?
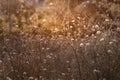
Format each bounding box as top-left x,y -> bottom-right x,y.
0,0 -> 120,80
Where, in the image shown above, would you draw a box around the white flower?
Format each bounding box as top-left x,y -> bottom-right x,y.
6,39 -> 10,42
54,28 -> 59,32
16,25 -> 19,28
94,25 -> 99,29
66,61 -> 70,63
46,55 -> 52,59
39,76 -> 42,78
112,39 -> 117,42
67,68 -> 71,72
70,26 -> 73,28
96,31 -> 101,35
0,60 -> 3,63
26,61 -> 29,64
117,27 -> 120,31
43,68 -> 47,71
43,59 -> 47,63
28,76 -> 34,80
34,78 -> 38,80
86,0 -> 90,3
107,50 -> 112,53
105,19 -> 109,22
33,26 -> 38,28
49,2 -> 53,6
23,72 -> 27,75
13,52 -> 17,55
61,73 -> 66,76
75,39 -> 78,42
77,16 -> 81,20
42,47 -> 45,50
94,36 -> 97,38
6,77 -> 12,80
93,69 -> 100,73
103,78 -> 106,80
100,38 -> 104,42
42,19 -> 46,22
85,35 -> 89,38
71,19 -> 75,22
86,43 -> 90,46
50,53 -> 53,56
46,47 -> 50,50
109,41 -> 113,45
71,38 -> 74,41
80,43 -> 84,47
42,78 -> 45,80
92,28 -> 95,31
77,24 -> 79,27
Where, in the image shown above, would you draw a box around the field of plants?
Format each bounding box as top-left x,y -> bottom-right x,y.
0,0 -> 120,80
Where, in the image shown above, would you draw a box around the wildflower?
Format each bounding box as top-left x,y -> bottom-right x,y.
50,53 -> 53,56
61,73 -> 66,76
46,55 -> 52,59
23,72 -> 27,75
96,31 -> 101,35
92,28 -> 95,31
66,61 -> 70,63
43,68 -> 47,71
46,47 -> 50,50
93,69 -> 100,73
42,19 -> 46,22
85,35 -> 89,38
49,2 -> 53,6
34,78 -> 38,80
39,76 -> 42,78
28,76 -> 34,80
105,19 -> 109,22
86,0 -> 90,3
75,39 -> 78,41
80,43 -> 84,47
6,39 -> 10,42
42,47 -> 45,50
94,25 -> 99,29
26,61 -> 29,64
67,68 -> 71,72
112,39 -> 117,42
70,26 -> 73,28
13,52 -> 17,55
94,36 -> 97,38
16,25 -> 19,28
71,19 -> 75,22
117,27 -> 120,31
86,43 -> 90,46
107,50 -> 112,53
6,77 -> 12,80
109,41 -> 113,45
54,28 -> 59,32
100,38 -> 104,42
77,16 -> 81,20
42,78 -> 45,80
71,38 -> 74,41
33,26 -> 38,28
43,59 -> 47,63
0,60 -> 3,63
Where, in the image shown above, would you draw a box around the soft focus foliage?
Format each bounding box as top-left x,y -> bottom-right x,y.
0,0 -> 120,80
